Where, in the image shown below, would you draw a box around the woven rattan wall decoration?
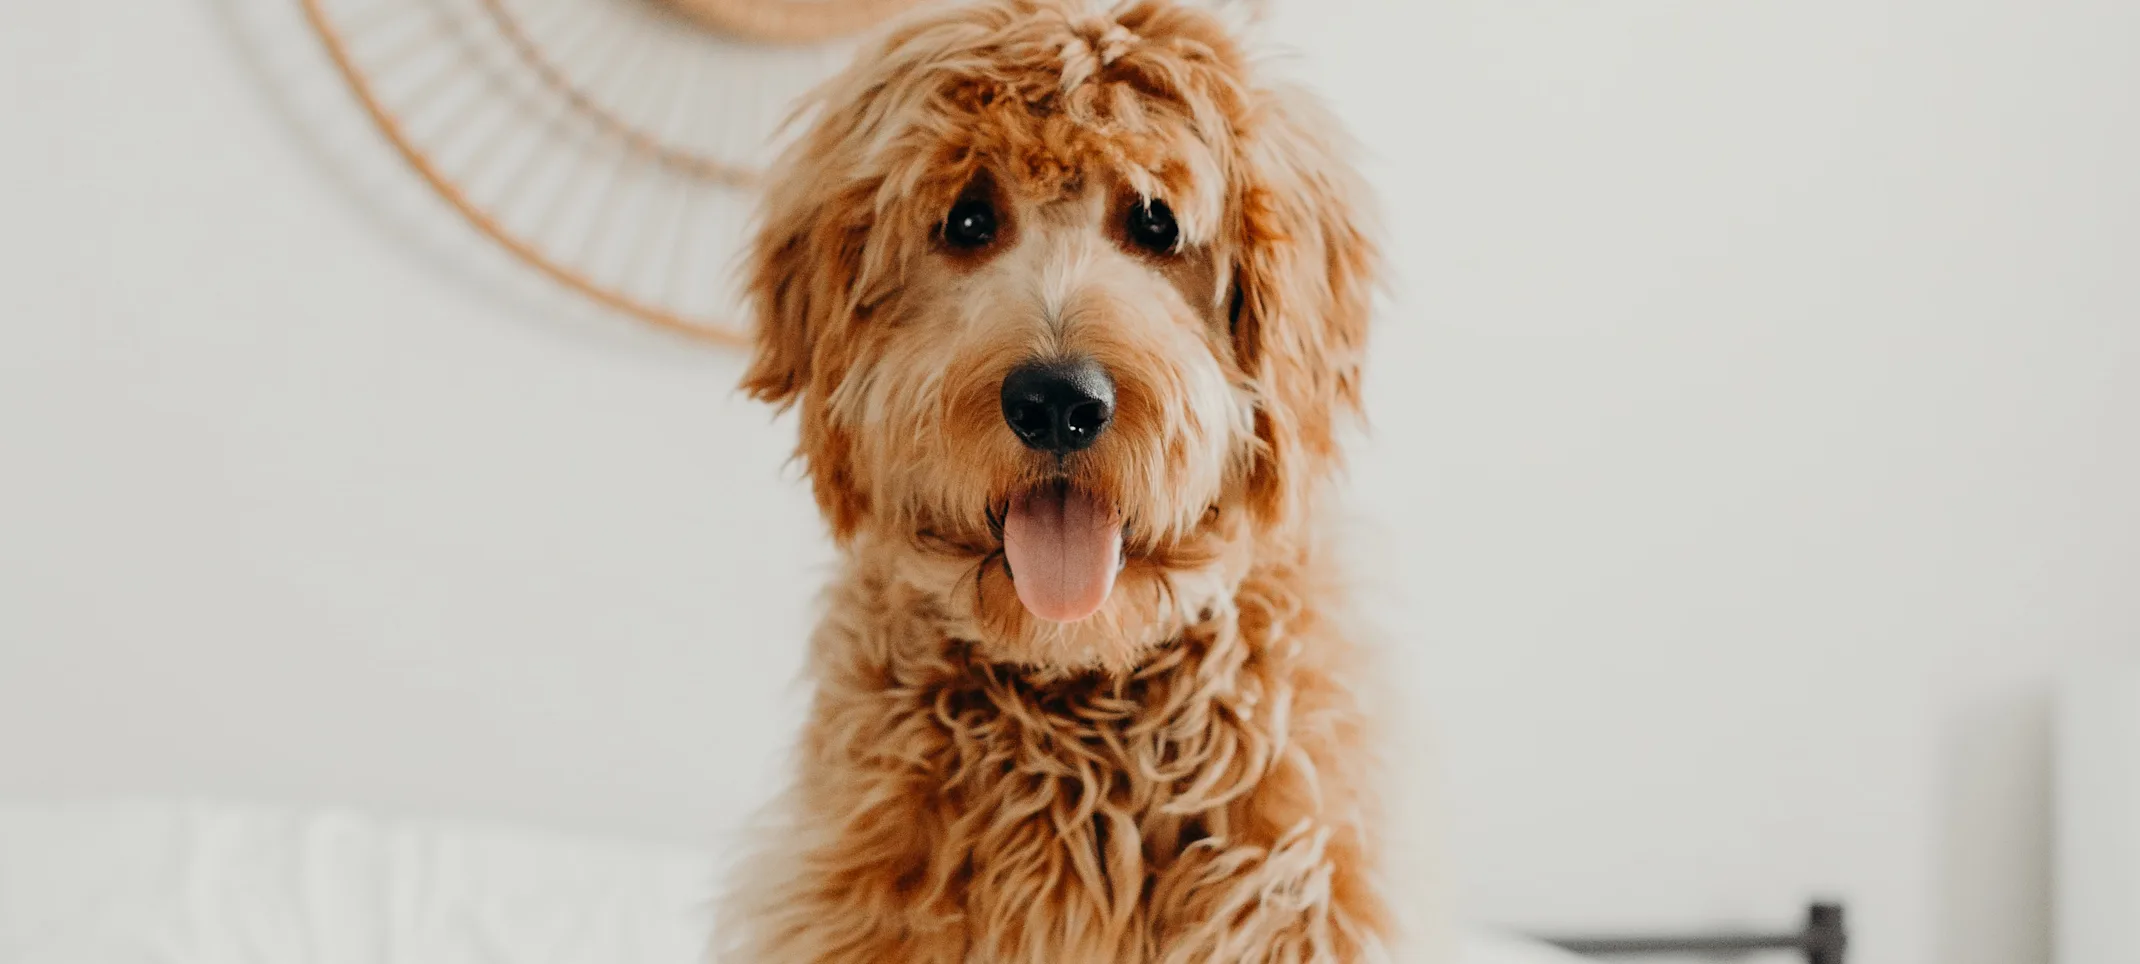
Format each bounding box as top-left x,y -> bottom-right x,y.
301,0 -> 932,346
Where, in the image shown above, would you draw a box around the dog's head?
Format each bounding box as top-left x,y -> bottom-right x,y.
743,0 -> 1374,672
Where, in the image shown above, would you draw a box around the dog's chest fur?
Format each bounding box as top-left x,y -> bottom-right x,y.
735,564 -> 1388,964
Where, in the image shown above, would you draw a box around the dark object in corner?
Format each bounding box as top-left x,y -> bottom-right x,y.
1534,901 -> 1847,964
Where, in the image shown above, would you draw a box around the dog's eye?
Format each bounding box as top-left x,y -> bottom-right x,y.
1125,198 -> 1179,255
942,198 -> 998,250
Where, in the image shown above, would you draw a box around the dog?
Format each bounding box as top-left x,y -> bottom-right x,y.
721,1 -> 1410,961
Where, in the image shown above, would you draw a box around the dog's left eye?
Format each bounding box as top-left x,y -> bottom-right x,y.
1125,198 -> 1179,255
942,198 -> 999,250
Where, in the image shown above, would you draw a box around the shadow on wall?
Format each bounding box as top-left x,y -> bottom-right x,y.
1936,686 -> 2054,964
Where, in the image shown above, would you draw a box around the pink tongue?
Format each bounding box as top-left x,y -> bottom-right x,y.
1002,486 -> 1121,623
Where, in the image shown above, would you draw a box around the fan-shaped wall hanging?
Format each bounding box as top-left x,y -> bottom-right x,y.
300,0 -> 933,346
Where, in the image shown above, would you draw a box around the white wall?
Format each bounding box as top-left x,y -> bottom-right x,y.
2,2 -> 2134,964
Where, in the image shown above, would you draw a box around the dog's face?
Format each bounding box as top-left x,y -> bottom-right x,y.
743,0 -> 1374,672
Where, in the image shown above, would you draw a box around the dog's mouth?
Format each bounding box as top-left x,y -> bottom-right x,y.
999,480 -> 1123,624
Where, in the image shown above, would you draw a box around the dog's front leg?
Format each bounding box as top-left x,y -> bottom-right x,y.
1144,816 -> 1387,964
720,768 -> 967,964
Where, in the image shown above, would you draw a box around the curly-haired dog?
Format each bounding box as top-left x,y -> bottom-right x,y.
723,1 -> 1411,962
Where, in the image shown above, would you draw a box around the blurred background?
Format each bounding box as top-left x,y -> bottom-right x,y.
2,2 -> 2135,963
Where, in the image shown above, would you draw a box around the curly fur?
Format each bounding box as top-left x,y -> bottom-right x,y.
721,2 -> 1409,962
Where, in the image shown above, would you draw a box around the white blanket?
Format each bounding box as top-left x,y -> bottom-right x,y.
0,802 -> 1586,964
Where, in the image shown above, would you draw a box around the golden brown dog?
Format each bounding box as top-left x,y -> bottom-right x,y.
722,1 -> 1405,961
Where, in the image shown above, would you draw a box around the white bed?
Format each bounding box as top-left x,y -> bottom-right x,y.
0,801 -> 1588,964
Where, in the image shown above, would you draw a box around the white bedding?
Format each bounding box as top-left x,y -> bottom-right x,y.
0,802 -> 1587,964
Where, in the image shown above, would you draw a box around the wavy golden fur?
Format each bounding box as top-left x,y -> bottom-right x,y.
723,1 -> 1408,961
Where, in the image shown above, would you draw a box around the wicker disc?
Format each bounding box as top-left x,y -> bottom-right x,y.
300,0 -> 927,346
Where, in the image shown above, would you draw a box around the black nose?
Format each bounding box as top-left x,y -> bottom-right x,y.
1000,358 -> 1115,454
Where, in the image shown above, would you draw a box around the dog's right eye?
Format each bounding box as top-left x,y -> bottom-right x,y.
942,198 -> 999,250
1125,198 -> 1180,255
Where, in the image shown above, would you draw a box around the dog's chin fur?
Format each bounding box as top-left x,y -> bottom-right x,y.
723,1 -> 1413,961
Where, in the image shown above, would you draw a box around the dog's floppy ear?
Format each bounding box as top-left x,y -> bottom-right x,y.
1229,84 -> 1378,523
739,174 -> 868,407
738,137 -> 878,539
740,12 -> 929,407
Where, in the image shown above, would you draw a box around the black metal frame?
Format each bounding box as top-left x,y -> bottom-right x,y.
1532,902 -> 1846,963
